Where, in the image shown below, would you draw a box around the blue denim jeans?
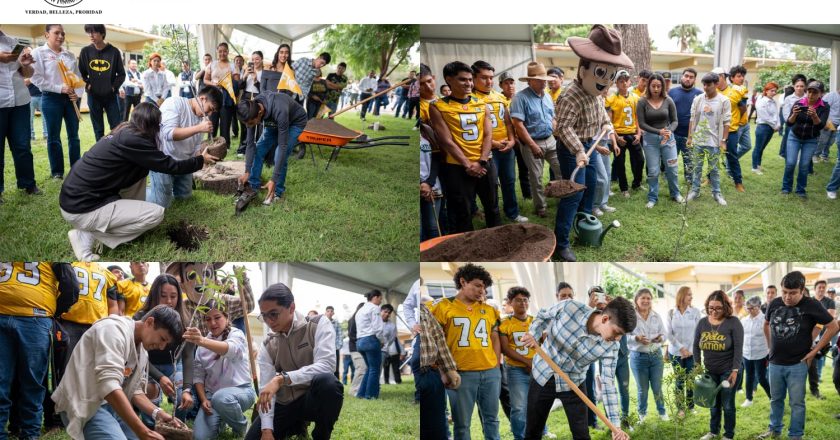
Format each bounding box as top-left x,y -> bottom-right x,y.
447,368 -> 501,440
507,366 -> 530,440
783,133 -> 818,195
629,350 -> 666,416
724,130 -> 744,185
674,134 -> 693,181
0,315 -> 52,440
41,92 -> 80,177
140,362 -> 176,429
691,145 -> 722,195
416,365 -> 448,440
579,154 -> 599,214
554,140 -> 589,250
249,124 -> 304,197
29,96 -> 47,139
147,171 -> 193,208
420,197 -> 441,242
642,133 -> 681,203
707,372 -> 736,439
356,335 -> 383,399
593,151 -> 611,208
0,104 -> 36,194
615,353 -> 630,420
342,354 -> 355,385
816,127 -> 837,159
768,361 -> 808,437
61,404 -> 139,440
735,123 -> 752,159
670,355 -> 695,409
193,384 -> 256,439
753,123 -> 776,169
492,147 -> 521,220
744,356 -> 771,401
87,93 -> 122,141
828,152 -> 840,192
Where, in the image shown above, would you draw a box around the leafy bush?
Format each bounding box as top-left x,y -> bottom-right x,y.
757,61 -> 829,89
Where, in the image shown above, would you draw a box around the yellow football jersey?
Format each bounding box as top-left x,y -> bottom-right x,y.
547,87 -> 562,104
473,89 -> 509,142
721,84 -> 748,132
118,278 -> 150,317
605,92 -> 640,135
431,96 -> 487,164
632,87 -> 644,97
498,315 -> 535,368
61,262 -> 118,324
0,262 -> 60,317
429,297 -> 500,371
420,98 -> 433,124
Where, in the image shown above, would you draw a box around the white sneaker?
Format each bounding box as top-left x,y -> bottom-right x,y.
622,191 -> 630,198
645,201 -> 656,209
67,229 -> 99,261
412,126 -> 419,131
687,190 -> 699,201
543,431 -> 557,439
828,191 -> 837,200
638,414 -> 646,423
593,207 -> 604,217
673,194 -> 686,204
751,167 -> 764,175
660,413 -> 670,422
813,156 -> 820,164
713,193 -> 727,206
513,215 -> 529,223
699,433 -> 717,440
609,190 -> 615,196
601,204 -> 617,212
741,399 -> 753,408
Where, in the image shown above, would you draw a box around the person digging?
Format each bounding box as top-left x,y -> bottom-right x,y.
551,25 -> 633,262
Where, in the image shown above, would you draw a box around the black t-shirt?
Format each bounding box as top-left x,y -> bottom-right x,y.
765,296 -> 833,365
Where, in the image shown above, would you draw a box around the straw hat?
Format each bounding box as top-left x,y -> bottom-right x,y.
519,62 -> 554,82
567,25 -> 633,68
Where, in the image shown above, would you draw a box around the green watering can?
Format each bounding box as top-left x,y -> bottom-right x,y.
693,374 -> 731,408
573,212 -> 620,247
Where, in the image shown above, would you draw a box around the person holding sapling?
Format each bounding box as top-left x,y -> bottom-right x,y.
694,290 -> 744,440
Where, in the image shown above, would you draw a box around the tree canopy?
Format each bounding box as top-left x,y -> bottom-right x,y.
668,25 -> 700,53
314,25 -> 418,80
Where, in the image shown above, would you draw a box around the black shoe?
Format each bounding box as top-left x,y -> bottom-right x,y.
834,414 -> 840,419
235,187 -> 258,215
296,146 -> 307,160
812,392 -> 825,400
24,186 -> 43,195
553,247 -> 576,262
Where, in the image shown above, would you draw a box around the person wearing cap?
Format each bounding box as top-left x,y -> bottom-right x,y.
552,25 -> 629,262
499,70 -> 533,201
686,72 -> 731,205
716,65 -> 749,193
509,61 -> 561,220
668,68 -> 703,182
429,61 -> 501,233
471,60 -> 527,224
665,286 -> 701,417
661,71 -> 672,94
637,73 -> 684,208
546,67 -> 564,103
752,82 -> 781,174
142,53 -> 168,106
783,79 -> 829,198
606,69 -> 643,197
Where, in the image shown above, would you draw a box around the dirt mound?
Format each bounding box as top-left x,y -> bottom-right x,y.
201,137 -> 228,161
304,118 -> 361,138
420,224 -> 555,262
155,420 -> 192,440
167,220 -> 209,252
545,179 -> 586,198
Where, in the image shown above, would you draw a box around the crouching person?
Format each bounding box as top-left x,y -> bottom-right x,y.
246,283 -> 343,440
52,305 -> 185,440
184,301 -> 256,439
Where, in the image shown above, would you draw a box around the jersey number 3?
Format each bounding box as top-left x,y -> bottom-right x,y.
0,262 -> 41,285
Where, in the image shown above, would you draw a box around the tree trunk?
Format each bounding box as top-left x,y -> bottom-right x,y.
615,24 -> 651,80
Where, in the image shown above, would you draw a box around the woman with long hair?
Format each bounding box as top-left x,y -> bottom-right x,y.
636,73 -> 683,208
695,290 -> 743,440
783,80 -> 829,198
355,290 -> 385,399
628,288 -> 668,422
752,82 -> 780,174
184,300 -> 256,439
666,286 -> 701,417
59,102 -> 217,260
261,44 -> 292,94
134,274 -> 195,426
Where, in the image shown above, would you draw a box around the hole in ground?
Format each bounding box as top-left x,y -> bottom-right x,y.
167,220 -> 209,252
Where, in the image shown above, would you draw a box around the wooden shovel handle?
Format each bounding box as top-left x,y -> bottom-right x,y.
535,346 -> 620,434
569,128 -> 609,182
329,78 -> 411,119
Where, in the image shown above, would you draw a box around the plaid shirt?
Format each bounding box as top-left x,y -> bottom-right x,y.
553,80 -> 612,162
530,300 -> 621,426
419,303 -> 457,372
291,57 -> 319,99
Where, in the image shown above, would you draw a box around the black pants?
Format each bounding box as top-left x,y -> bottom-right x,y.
359,92 -> 373,119
512,142 -> 532,199
525,377 -> 590,440
440,162 -> 500,233
611,133 -> 645,191
808,355 -> 821,395
405,97 -> 420,119
335,350 -> 340,378
122,94 -> 142,121
244,373 -> 343,440
211,103 -> 235,147
383,354 -> 402,384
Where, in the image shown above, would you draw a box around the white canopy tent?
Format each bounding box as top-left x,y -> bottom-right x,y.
196,24 -> 328,60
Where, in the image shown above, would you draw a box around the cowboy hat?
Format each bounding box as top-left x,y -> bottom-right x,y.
567,25 -> 634,68
519,62 -> 554,82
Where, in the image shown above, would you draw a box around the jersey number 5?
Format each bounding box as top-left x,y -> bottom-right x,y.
511,331 -> 529,355
459,114 -> 479,142
453,317 -> 489,347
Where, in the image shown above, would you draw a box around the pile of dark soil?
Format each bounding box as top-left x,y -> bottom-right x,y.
155,420 -> 192,440
545,179 -> 586,198
201,137 -> 229,160
304,118 -> 361,138
420,224 -> 555,261
167,220 -> 209,251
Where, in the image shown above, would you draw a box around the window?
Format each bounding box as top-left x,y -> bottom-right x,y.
425,281 -> 494,301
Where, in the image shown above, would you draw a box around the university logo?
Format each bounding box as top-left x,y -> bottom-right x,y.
44,0 -> 84,7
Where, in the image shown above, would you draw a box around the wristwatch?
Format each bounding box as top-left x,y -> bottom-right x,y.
152,407 -> 161,421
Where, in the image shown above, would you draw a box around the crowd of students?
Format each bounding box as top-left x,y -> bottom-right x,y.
419,58 -> 840,259
407,264 -> 840,440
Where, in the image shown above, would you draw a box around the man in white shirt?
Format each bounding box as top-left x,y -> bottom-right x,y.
358,71 -> 378,120
146,86 -> 221,208
250,284 -> 342,440
380,304 -> 404,384
120,59 -> 143,121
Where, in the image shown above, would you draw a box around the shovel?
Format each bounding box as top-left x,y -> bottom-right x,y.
545,128 -> 609,199
535,346 -> 622,437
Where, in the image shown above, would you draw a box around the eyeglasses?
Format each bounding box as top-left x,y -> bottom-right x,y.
708,306 -> 723,312
511,298 -> 530,304
258,311 -> 282,322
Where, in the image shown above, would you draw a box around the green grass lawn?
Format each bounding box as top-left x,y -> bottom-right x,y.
40,378 -> 418,440
1,110 -> 418,261
471,359 -> 840,440
472,134 -> 840,261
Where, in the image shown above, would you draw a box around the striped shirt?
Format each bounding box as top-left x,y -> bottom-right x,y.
291,57 -> 319,99
529,300 -> 620,426
553,80 -> 612,161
